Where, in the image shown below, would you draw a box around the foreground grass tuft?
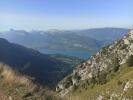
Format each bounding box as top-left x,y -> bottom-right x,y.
0,63 -> 60,100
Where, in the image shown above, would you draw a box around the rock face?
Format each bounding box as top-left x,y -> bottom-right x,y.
123,80 -> 133,92
56,29 -> 133,96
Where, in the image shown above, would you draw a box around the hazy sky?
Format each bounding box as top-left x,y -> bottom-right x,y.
0,0 -> 133,31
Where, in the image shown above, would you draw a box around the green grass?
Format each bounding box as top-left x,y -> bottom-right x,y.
65,64 -> 133,100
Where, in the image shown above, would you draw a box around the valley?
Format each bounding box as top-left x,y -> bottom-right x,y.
0,38 -> 82,88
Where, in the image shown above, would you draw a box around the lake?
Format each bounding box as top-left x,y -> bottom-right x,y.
38,48 -> 96,59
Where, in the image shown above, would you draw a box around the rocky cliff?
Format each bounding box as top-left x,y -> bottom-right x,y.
56,29 -> 133,97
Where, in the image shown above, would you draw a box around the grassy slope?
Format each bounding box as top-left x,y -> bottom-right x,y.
0,64 -> 60,100
65,64 -> 133,100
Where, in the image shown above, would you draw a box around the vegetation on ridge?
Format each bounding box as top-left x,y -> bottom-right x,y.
64,61 -> 133,100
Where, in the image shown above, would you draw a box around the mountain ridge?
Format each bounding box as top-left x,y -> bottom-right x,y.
56,29 -> 133,97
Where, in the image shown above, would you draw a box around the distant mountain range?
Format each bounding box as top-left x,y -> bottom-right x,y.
0,28 -> 129,59
0,38 -> 81,87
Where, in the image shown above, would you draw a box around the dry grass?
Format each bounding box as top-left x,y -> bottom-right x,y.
0,63 -> 33,87
0,63 -> 61,100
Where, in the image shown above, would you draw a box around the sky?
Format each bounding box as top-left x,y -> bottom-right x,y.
0,0 -> 133,31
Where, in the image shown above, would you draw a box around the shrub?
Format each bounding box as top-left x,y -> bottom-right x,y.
102,47 -> 108,55
113,64 -> 119,72
120,44 -> 128,50
97,72 -> 107,84
126,55 -> 133,67
112,57 -> 120,72
117,80 -> 122,86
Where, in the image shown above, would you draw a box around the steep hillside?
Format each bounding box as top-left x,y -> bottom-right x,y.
65,63 -> 133,100
0,38 -> 81,87
56,29 -> 133,98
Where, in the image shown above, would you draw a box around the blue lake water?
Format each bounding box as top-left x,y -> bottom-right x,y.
38,48 -> 96,59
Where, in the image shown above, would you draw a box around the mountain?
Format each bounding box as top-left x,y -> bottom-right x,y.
56,29 -> 133,99
76,28 -> 129,41
0,38 -> 81,87
0,29 -> 101,50
0,28 -> 129,59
